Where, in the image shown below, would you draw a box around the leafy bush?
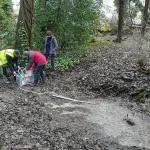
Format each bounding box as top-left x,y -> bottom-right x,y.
18,27 -> 28,52
46,48 -> 88,71
100,23 -> 111,32
33,0 -> 102,50
0,143 -> 3,147
0,0 -> 16,50
0,22 -> 16,50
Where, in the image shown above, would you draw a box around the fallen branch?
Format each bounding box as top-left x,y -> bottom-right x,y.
51,92 -> 96,105
18,87 -> 96,105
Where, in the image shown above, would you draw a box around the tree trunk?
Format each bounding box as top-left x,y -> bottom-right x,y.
22,0 -> 34,49
117,0 -> 125,43
128,0 -> 133,28
141,0 -> 150,36
15,0 -> 34,50
15,1 -> 23,51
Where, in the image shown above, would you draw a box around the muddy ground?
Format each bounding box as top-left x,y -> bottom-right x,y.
0,32 -> 150,150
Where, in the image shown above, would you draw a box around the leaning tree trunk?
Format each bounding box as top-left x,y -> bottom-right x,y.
15,0 -> 34,50
117,0 -> 125,43
22,0 -> 34,49
15,2 -> 23,51
141,0 -> 150,36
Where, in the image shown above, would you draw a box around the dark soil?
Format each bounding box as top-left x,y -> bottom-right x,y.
0,33 -> 150,150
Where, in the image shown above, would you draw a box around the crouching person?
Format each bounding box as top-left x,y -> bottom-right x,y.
0,49 -> 20,83
23,51 -> 47,86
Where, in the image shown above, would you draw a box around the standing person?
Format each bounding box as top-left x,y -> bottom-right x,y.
44,30 -> 58,70
23,51 -> 47,86
0,49 -> 20,83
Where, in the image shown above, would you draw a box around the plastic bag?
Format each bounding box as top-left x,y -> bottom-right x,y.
16,67 -> 34,86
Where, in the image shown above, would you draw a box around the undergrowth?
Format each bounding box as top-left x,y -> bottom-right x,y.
46,48 -> 89,71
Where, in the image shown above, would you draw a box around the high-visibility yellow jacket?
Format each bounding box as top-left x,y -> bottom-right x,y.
0,49 -> 15,66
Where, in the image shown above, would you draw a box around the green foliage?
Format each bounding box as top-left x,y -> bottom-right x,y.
0,20 -> 16,50
89,33 -> 114,47
46,48 -> 88,71
111,25 -> 118,31
0,0 -> 16,50
97,23 -> 118,35
33,0 -> 102,50
113,0 -> 143,21
0,0 -> 13,32
111,25 -> 118,35
0,143 -> 3,147
89,35 -> 97,43
100,23 -> 111,32
18,27 -> 28,51
88,35 -> 99,47
132,0 -> 144,12
98,40 -> 114,47
137,91 -> 150,104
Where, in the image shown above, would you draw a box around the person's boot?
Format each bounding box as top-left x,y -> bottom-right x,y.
4,80 -> 10,84
3,75 -> 10,84
40,80 -> 45,85
30,82 -> 38,87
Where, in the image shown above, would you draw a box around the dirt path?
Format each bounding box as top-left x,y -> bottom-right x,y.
1,35 -> 150,149
0,82 -> 150,150
38,95 -> 150,149
86,99 -> 150,149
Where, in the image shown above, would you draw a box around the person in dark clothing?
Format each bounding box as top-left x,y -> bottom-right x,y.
0,49 -> 20,83
44,30 -> 58,70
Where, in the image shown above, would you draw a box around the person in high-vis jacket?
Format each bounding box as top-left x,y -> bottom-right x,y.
0,49 -> 20,83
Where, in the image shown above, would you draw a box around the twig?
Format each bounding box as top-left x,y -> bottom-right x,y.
51,92 -> 96,105
18,87 -> 96,105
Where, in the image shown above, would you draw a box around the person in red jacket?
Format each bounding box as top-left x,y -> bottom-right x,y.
23,51 -> 47,86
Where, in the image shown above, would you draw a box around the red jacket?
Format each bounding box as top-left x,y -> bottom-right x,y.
26,51 -> 47,70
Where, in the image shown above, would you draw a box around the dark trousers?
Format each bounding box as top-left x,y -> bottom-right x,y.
2,65 -> 16,80
2,66 -> 7,77
34,65 -> 45,83
45,54 -> 55,69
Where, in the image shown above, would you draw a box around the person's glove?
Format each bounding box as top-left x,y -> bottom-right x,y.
13,71 -> 17,76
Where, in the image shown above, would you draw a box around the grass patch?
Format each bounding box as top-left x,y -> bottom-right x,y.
137,91 -> 150,104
